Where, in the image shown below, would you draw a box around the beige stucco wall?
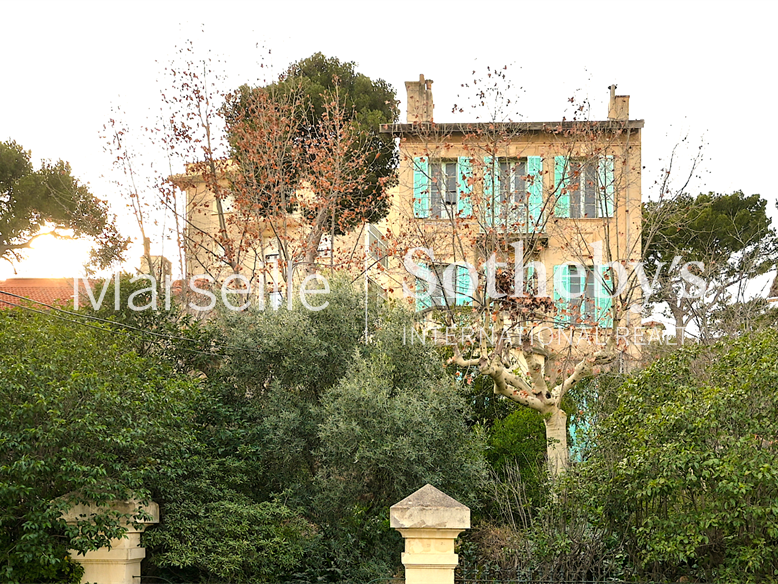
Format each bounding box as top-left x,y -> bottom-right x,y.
381,125 -> 641,286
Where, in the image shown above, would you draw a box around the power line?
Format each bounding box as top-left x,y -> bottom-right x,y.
0,289 -> 209,341
0,293 -> 238,359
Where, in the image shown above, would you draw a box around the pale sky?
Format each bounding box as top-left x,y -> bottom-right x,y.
2,0 -> 777,291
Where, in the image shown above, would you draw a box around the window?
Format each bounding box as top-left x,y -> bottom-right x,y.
553,265 -> 613,327
554,155 -> 614,218
366,224 -> 388,269
568,160 -> 598,219
483,156 -> 543,231
367,277 -> 386,304
415,264 -> 474,311
412,157 -> 473,219
499,159 -> 527,206
430,161 -> 458,218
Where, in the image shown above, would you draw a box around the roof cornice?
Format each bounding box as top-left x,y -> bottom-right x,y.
379,120 -> 644,136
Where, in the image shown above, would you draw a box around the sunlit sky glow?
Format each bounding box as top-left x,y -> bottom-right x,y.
1,0 -> 776,294
0,235 -> 93,280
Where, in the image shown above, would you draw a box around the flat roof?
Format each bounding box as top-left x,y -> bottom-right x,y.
379,119 -> 644,135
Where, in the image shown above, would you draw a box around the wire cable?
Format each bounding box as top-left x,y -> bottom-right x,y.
0,289 -> 209,344
0,294 -> 236,358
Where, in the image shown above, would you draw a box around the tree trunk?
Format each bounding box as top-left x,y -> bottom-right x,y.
669,301 -> 686,345
302,206 -> 331,276
544,406 -> 569,478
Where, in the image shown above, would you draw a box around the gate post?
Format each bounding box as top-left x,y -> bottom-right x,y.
61,499 -> 159,584
390,484 -> 470,584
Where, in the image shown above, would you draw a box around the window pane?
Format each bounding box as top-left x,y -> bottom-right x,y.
445,162 -> 457,205
583,163 -> 597,218
514,159 -> 527,204
500,162 -> 511,205
569,270 -> 582,295
585,270 -> 596,320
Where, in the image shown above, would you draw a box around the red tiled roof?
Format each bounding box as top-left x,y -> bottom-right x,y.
0,277 -> 188,311
0,278 -> 92,310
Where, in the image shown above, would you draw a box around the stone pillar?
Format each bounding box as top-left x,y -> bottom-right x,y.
61,499 -> 159,584
390,484 -> 470,584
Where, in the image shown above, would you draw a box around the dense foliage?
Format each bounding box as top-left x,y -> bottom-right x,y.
6,273 -> 778,583
642,191 -> 778,341
1,283 -> 489,583
228,52 -> 398,230
143,282 -> 488,583
573,329 -> 778,583
0,309 -> 197,583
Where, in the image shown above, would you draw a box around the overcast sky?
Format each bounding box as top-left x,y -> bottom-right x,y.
2,0 -> 776,286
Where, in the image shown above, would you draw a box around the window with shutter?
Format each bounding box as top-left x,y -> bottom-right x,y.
415,158 -> 473,220
554,264 -> 614,328
554,155 -> 614,218
430,161 -> 457,218
415,263 -> 473,311
483,156 -> 543,231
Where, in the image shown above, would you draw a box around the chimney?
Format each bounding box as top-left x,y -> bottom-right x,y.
607,84 -> 630,121
405,74 -> 434,123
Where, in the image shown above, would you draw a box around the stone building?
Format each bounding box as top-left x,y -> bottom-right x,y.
377,75 -> 643,336
179,74 -> 644,338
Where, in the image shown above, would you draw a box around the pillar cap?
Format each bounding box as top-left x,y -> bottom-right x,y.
60,498 -> 159,526
390,484 -> 470,529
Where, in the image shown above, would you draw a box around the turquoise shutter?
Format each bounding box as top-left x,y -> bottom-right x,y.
554,156 -> 570,218
525,264 -> 535,295
483,156 -> 500,227
596,265 -> 613,328
455,265 -> 472,305
527,156 -> 543,230
413,157 -> 430,218
569,381 -> 595,462
553,265 -> 570,327
415,262 -> 433,311
597,155 -> 615,217
457,156 -> 473,218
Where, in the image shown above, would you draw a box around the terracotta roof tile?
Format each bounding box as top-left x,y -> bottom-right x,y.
0,278 -> 92,310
